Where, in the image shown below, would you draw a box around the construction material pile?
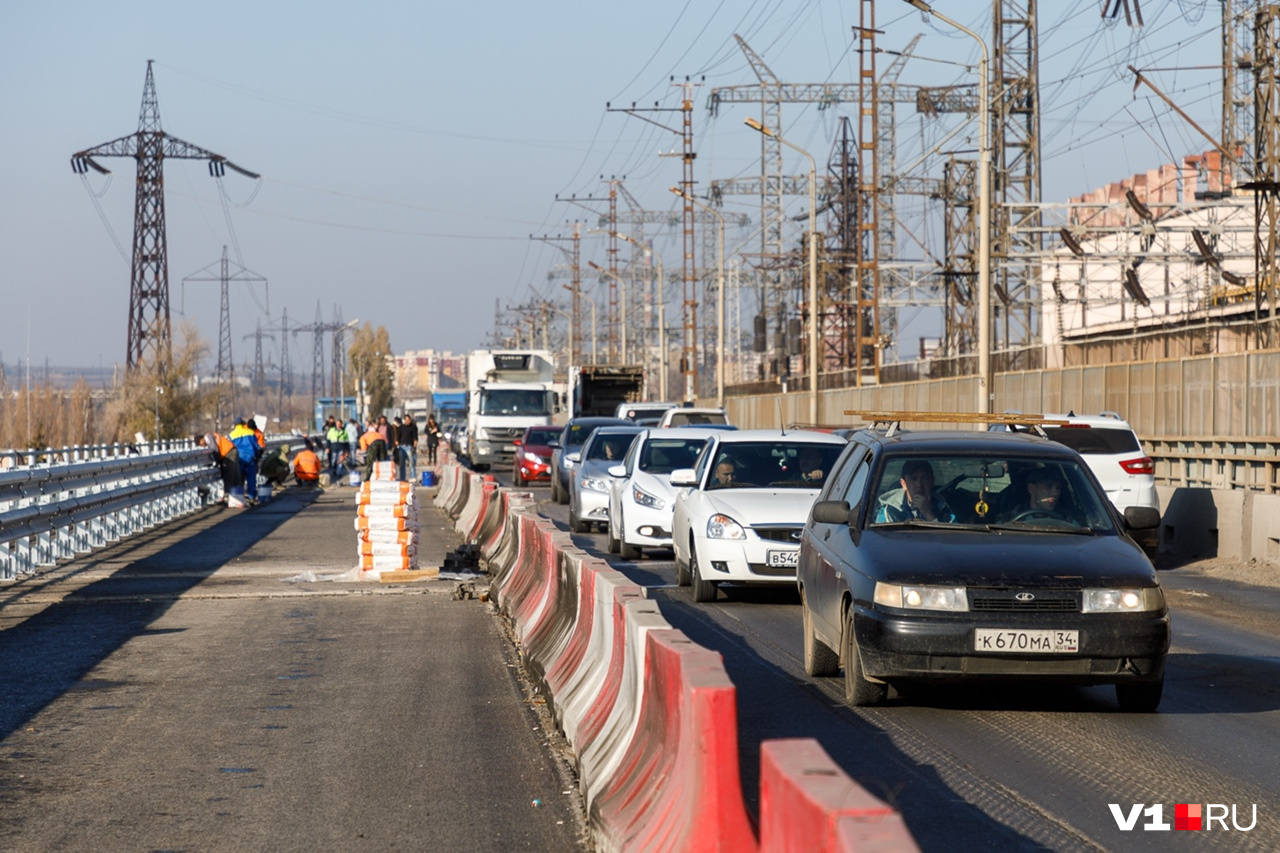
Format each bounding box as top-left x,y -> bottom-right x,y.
355,461 -> 419,575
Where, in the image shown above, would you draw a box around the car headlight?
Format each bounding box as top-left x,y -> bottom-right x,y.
632,485 -> 665,509
522,452 -> 544,464
874,582 -> 969,612
581,476 -> 610,493
706,513 -> 746,540
563,458 -> 576,470
1082,587 -> 1164,613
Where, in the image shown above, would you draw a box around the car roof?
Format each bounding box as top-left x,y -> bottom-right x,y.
522,424 -> 563,433
857,428 -> 1081,458
710,428 -> 847,445
566,416 -> 633,427
1040,412 -> 1134,429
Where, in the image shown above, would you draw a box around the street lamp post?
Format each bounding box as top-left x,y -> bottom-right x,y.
905,0 -> 991,415
610,231 -> 668,402
587,261 -> 627,363
744,117 -> 820,426
670,187 -> 726,408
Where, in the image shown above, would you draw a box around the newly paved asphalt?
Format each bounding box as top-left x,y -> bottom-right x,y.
0,483 -> 589,852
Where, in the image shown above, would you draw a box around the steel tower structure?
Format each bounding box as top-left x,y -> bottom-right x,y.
71,61 -> 258,372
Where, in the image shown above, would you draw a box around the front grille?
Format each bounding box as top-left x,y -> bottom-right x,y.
748,563 -> 796,577
752,526 -> 802,543
969,589 -> 1080,613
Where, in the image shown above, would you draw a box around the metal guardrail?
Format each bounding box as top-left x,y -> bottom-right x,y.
1147,436 -> 1280,495
0,436 -> 303,581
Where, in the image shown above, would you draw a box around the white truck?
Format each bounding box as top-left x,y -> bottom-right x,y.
465,349 -> 558,470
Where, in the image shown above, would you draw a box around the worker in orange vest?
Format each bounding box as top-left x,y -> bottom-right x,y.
199,431 -> 244,506
293,438 -> 323,488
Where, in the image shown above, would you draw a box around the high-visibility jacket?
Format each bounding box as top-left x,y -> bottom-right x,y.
326,425 -> 347,444
252,426 -> 266,449
229,423 -> 259,463
293,449 -> 322,481
212,433 -> 235,458
359,428 -> 384,452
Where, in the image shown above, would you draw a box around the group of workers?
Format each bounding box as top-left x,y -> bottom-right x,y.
197,412 -> 429,509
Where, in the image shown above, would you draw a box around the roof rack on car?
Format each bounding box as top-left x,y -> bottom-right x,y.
844,410 -> 1070,438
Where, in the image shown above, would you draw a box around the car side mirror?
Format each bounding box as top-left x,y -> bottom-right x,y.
1124,505 -> 1160,530
812,500 -> 853,525
548,438 -> 560,448
566,452 -> 581,463
670,468 -> 697,487
513,439 -> 523,448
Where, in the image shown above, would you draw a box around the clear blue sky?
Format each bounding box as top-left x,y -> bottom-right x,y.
0,1 -> 1225,373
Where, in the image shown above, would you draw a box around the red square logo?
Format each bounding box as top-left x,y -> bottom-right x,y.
1175,803 -> 1202,831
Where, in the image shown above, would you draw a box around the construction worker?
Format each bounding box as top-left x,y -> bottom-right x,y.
198,432 -> 243,506
359,420 -> 388,482
229,417 -> 261,505
293,438 -> 323,488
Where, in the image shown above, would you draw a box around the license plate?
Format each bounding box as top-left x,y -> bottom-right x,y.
503,445 -> 517,452
974,629 -> 1078,654
765,549 -> 798,568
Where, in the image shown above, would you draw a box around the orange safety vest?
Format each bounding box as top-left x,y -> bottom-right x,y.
214,434 -> 236,457
293,449 -> 321,480
359,429 -> 383,452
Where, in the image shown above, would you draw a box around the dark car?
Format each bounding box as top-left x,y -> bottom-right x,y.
512,424 -> 563,487
797,422 -> 1166,711
550,417 -> 632,504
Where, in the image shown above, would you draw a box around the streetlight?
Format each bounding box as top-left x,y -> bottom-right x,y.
903,0 -> 991,414
587,261 -> 627,364
154,386 -> 164,443
610,231 -> 668,401
670,187 -> 726,408
744,116 -> 820,426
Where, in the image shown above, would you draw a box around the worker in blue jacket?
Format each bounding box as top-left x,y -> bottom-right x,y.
229,417 -> 261,505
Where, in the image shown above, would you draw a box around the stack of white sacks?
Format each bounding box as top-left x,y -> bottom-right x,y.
355,461 -> 419,574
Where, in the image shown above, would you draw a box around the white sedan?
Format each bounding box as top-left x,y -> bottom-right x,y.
671,429 -> 848,602
605,428 -> 718,560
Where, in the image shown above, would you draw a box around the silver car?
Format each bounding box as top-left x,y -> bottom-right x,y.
568,426 -> 643,534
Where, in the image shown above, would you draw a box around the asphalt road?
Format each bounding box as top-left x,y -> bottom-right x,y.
514,467 -> 1280,852
0,486 -> 588,852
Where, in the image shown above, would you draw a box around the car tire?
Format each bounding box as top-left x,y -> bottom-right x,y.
802,591 -> 839,677
558,478 -> 570,505
549,476 -> 560,502
1115,677 -> 1163,713
569,506 -> 589,534
842,608 -> 887,706
619,540 -> 641,561
513,470 -> 524,487
675,549 -> 691,586
607,523 -> 620,554
690,540 -> 717,602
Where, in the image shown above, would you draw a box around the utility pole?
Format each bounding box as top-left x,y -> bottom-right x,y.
71,60 -> 258,372
181,246 -> 267,428
609,79 -> 702,402
532,226 -> 584,367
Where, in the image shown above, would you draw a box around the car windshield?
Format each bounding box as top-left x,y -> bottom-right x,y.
638,438 -> 707,474
585,433 -> 638,462
524,428 -> 559,446
479,388 -> 549,416
706,441 -> 843,490
666,410 -> 727,427
869,455 -> 1117,532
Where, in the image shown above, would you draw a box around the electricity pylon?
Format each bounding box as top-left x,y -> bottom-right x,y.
71,60 -> 258,372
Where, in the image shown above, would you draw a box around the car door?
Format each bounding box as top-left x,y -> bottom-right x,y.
804,444 -> 873,641
671,436 -> 718,564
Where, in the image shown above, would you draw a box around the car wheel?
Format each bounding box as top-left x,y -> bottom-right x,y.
558,477 -> 569,505
802,591 -> 839,677
675,547 -> 690,586
569,506 -> 589,534
842,607 -> 887,706
513,470 -> 524,487
549,476 -> 559,502
607,522 -> 620,553
1115,677 -> 1163,712
690,539 -> 717,602
619,539 -> 641,560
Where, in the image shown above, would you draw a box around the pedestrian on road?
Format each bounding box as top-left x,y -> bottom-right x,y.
325,417 -> 347,480
397,414 -> 419,482
425,415 -> 442,465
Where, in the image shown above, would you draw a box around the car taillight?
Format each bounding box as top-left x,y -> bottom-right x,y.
1120,456 -> 1153,475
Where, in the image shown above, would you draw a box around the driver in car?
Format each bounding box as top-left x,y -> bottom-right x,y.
1004,467 -> 1083,523
876,460 -> 956,523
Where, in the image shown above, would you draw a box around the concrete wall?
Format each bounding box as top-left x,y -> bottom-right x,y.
1150,486 -> 1280,566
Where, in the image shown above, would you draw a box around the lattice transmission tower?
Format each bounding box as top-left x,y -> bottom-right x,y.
71,60 -> 258,372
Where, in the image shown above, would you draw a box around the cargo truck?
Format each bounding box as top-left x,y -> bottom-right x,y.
465,349 -> 558,470
568,364 -> 646,419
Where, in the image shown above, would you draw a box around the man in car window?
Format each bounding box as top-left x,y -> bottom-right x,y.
798,447 -> 825,484
876,460 -> 956,523
712,460 -> 736,487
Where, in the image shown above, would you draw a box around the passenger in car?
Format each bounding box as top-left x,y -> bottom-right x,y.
875,460 -> 956,523
1002,467 -> 1082,523
712,459 -> 736,487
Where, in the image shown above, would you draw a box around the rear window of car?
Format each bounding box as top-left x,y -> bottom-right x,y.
666,411 -> 728,427
1043,426 -> 1140,455
524,429 -> 559,445
638,438 -> 707,474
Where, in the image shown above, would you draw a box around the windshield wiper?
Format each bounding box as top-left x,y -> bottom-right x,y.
985,522 -> 1096,536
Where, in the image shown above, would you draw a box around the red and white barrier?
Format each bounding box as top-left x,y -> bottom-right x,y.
758,739 -> 919,853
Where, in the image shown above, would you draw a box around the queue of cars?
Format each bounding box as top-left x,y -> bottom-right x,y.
475,404 -> 1170,712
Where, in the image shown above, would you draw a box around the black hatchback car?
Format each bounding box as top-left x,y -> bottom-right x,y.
797,424 -> 1167,711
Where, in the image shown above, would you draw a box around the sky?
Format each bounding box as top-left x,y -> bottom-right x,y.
0,0 -> 1230,376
